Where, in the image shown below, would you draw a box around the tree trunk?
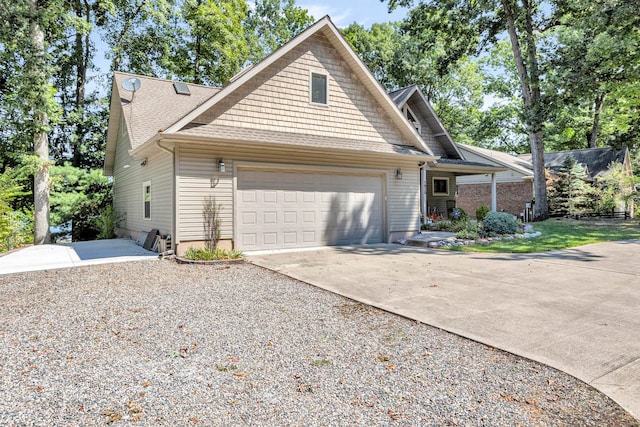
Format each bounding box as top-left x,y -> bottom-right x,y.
502,0 -> 548,220
30,0 -> 51,245
589,92 -> 606,148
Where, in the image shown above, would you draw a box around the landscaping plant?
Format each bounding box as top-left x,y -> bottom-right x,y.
184,247 -> 243,261
482,212 -> 519,235
202,196 -> 222,251
475,204 -> 490,221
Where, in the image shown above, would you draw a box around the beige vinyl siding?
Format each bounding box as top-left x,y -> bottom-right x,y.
175,142 -> 421,244
192,33 -> 408,147
113,113 -> 174,238
456,149 -> 530,184
426,171 -> 456,215
176,144 -> 234,241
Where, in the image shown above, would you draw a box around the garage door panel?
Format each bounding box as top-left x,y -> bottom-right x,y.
237,168 -> 384,251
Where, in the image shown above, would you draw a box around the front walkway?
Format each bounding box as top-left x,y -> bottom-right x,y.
249,241 -> 640,420
0,239 -> 157,275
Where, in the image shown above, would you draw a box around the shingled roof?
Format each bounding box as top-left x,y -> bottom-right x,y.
519,147 -> 629,180
104,72 -> 219,175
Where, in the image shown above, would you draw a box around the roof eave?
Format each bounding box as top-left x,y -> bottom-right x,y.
157,133 -> 438,161
103,77 -> 123,176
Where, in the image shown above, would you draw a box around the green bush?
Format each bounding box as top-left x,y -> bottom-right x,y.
450,207 -> 468,222
94,206 -> 123,240
184,247 -> 244,260
482,211 -> 518,235
476,204 -> 490,221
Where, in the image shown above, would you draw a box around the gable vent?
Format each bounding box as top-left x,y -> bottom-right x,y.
173,81 -> 191,95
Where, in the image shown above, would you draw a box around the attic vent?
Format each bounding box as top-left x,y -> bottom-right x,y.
173,81 -> 191,95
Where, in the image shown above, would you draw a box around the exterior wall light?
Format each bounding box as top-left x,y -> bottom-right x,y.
218,158 -> 225,173
395,168 -> 403,180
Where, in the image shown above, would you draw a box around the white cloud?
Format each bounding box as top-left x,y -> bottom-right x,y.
299,3 -> 353,27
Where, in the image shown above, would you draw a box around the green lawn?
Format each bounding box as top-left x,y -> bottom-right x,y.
447,218 -> 640,253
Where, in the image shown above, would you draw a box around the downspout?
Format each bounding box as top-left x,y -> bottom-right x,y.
156,140 -> 176,250
419,162 -> 427,225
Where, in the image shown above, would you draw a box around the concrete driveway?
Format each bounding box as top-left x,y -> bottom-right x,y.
0,239 -> 157,275
249,240 -> 640,419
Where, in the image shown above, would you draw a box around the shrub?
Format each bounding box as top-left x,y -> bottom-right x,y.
476,204 -> 490,221
202,196 -> 222,251
184,247 -> 243,260
450,207 -> 468,222
95,206 -> 123,240
482,211 -> 518,235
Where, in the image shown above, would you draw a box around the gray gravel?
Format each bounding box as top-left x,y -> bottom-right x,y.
0,260 -> 637,426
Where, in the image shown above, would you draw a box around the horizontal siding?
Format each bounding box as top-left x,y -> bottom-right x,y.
176,142 -> 422,243
193,33 -> 407,145
113,114 -> 173,238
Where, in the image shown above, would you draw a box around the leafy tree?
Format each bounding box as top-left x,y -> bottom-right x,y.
594,162 -> 637,214
546,0 -> 640,149
0,0 -> 68,244
244,0 -> 314,62
547,156 -> 594,216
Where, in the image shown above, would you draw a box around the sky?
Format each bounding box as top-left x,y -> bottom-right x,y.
298,1 -> 409,27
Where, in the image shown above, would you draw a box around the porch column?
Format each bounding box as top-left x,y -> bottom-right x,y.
490,173 -> 497,212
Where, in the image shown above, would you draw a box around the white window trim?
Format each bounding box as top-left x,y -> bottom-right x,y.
309,70 -> 329,106
143,180 -> 151,220
432,177 -> 449,196
403,105 -> 422,134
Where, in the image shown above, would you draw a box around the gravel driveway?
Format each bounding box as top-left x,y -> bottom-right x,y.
0,261 -> 636,426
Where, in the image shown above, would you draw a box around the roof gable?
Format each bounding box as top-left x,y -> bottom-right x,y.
162,16 -> 431,156
389,85 -> 463,159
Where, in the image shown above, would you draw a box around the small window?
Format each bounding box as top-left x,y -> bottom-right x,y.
433,177 -> 449,196
143,181 -> 151,219
310,72 -> 328,105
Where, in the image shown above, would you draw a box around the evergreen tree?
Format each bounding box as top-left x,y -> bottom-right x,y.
548,156 -> 594,216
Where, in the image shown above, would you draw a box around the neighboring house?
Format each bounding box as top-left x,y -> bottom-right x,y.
457,145 -> 635,218
521,147 -> 635,217
456,144 -> 534,219
104,17 -> 500,254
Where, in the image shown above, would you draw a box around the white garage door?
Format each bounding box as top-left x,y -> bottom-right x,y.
236,168 -> 384,251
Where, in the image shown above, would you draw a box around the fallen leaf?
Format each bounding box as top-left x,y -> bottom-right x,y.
375,356 -> 390,362
141,381 -> 151,387
233,372 -> 247,378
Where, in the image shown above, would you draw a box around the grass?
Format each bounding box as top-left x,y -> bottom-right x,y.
447,218 -> 640,253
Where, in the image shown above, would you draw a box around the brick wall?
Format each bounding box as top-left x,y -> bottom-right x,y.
457,181 -> 533,218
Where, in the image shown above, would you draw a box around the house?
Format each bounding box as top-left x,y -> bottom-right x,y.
456,144 -> 534,219
388,86 -> 504,219
104,17 -> 500,254
457,145 -> 635,218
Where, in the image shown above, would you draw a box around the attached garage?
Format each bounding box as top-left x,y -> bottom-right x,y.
236,166 -> 385,251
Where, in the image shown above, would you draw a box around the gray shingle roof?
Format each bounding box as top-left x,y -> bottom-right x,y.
519,147 -> 628,179
114,72 -> 220,150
